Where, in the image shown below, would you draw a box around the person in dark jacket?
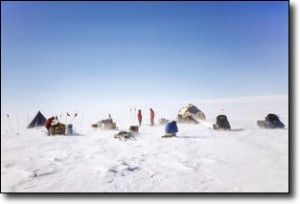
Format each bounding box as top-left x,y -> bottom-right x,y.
165,121 -> 178,136
150,108 -> 155,126
137,109 -> 142,126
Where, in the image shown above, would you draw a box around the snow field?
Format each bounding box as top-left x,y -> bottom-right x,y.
1,95 -> 288,192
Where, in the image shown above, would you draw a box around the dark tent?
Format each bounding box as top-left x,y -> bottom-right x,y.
213,115 -> 231,130
257,113 -> 285,129
27,111 -> 47,128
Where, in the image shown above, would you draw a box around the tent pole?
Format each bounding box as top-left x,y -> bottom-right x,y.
80,112 -> 84,128
130,108 -> 132,125
134,107 -> 136,124
65,114 -> 68,125
16,114 -> 19,131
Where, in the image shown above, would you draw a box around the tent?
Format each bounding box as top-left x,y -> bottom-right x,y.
257,113 -> 285,129
177,104 -> 206,124
213,115 -> 231,130
91,116 -> 117,130
27,111 -> 47,128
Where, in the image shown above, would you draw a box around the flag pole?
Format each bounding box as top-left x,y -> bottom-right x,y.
65,113 -> 69,124
70,113 -> 78,124
7,114 -> 11,130
130,108 -> 132,124
16,114 -> 19,131
134,107 -> 136,124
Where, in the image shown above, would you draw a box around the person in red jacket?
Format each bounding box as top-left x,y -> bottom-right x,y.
45,116 -> 55,135
137,109 -> 142,126
150,108 -> 155,126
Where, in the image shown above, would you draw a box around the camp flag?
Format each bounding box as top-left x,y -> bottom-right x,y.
74,113 -> 78,117
67,112 -> 70,116
7,114 -> 9,117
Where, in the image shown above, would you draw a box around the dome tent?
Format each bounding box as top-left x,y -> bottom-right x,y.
257,113 -> 285,129
177,104 -> 206,124
213,115 -> 231,130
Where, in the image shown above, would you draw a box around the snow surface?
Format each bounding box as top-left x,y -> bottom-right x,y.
1,95 -> 289,192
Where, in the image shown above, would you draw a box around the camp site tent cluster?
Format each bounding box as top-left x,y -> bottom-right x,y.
25,104 -> 285,136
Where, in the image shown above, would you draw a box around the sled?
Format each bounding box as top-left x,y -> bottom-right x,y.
115,131 -> 136,141
101,122 -> 117,130
230,128 -> 244,132
161,133 -> 177,138
129,126 -> 139,132
257,120 -> 267,128
50,123 -> 65,136
213,124 -> 243,132
213,124 -> 230,131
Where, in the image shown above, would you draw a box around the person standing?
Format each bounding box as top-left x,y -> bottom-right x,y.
150,108 -> 155,126
137,109 -> 142,126
45,116 -> 55,136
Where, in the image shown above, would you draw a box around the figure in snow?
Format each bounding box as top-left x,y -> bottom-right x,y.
137,109 -> 142,126
150,108 -> 155,126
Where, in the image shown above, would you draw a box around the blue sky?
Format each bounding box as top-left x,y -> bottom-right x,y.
1,1 -> 288,112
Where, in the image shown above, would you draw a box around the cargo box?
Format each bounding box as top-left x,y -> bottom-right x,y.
50,123 -> 65,135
